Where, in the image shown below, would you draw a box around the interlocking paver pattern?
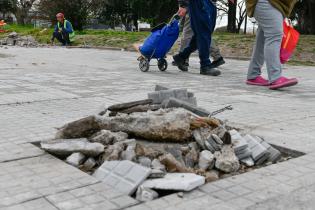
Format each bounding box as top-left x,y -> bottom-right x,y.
1,47 -> 315,209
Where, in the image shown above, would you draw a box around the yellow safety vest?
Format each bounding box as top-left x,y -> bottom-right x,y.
58,20 -> 75,42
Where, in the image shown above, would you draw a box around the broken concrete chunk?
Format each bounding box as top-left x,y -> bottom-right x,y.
193,129 -> 206,150
136,186 -> 159,202
151,159 -> 166,172
212,126 -> 232,145
93,160 -> 151,195
164,145 -> 185,166
135,144 -> 163,159
82,157 -> 96,171
90,130 -> 128,145
66,153 -> 85,167
108,99 -> 153,111
41,138 -> 104,157
198,150 -> 215,170
56,116 -> 101,139
98,109 -> 192,142
142,173 -> 205,191
121,145 -> 136,161
204,170 -> 220,182
138,156 -> 152,168
162,97 -> 210,117
240,157 -> 255,167
159,153 -> 192,173
184,147 -> 199,168
101,142 -> 124,161
214,145 -> 240,173
149,169 -> 166,178
211,134 -> 224,145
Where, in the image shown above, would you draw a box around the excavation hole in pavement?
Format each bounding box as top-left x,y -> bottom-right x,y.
32,85 -> 306,202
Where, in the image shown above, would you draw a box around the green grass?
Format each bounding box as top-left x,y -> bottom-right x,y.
1,24 -> 314,66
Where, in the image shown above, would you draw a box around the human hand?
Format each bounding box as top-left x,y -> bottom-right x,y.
178,7 -> 187,17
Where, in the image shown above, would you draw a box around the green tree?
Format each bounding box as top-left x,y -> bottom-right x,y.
0,0 -> 15,20
38,0 -> 101,30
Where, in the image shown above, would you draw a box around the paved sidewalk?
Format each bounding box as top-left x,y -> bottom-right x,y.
1,47 -> 315,210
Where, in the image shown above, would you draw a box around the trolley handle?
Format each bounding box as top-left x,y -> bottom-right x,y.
169,14 -> 181,24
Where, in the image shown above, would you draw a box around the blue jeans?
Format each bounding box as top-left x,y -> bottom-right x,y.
179,0 -> 217,67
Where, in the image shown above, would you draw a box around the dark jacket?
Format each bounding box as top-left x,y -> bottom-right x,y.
178,0 -> 189,7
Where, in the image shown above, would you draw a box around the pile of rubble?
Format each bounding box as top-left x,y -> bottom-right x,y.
40,85 -> 283,202
0,32 -> 38,47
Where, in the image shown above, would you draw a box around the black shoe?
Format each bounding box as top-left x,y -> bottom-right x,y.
173,54 -> 188,71
200,66 -> 221,76
172,60 -> 189,67
210,57 -> 225,69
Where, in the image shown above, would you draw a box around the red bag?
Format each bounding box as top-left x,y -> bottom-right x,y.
280,19 -> 300,64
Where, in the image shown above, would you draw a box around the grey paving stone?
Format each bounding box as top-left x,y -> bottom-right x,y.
142,173 -> 205,191
1,48 -> 315,210
0,155 -> 98,207
0,198 -> 58,210
93,160 -> 151,195
0,143 -> 44,163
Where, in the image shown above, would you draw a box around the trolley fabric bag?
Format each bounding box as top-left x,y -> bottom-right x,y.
140,17 -> 180,59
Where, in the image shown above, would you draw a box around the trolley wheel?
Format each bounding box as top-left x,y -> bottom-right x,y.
139,57 -> 150,72
158,58 -> 168,71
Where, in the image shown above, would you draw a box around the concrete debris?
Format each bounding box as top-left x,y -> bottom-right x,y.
98,108 -> 193,142
93,160 -> 151,195
149,159 -> 166,178
142,173 -> 205,191
0,32 -> 39,47
121,145 -> 136,161
90,129 -> 128,145
184,147 -> 199,168
66,152 -> 86,167
101,142 -> 124,161
108,99 -> 153,112
159,153 -> 192,173
138,156 -> 152,168
40,138 -> 104,157
240,157 -> 255,167
135,144 -> 163,159
204,170 -> 220,182
255,136 -> 282,163
214,145 -> 240,173
82,157 -> 97,170
48,86 -> 285,202
149,169 -> 166,178
56,116 -> 101,139
244,134 -> 269,162
198,150 -> 215,170
162,98 -> 210,117
136,186 -> 159,202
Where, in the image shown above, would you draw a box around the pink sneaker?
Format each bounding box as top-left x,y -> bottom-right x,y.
246,76 -> 270,86
269,77 -> 298,90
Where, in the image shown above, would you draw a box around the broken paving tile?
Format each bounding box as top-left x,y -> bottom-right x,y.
214,145 -> 240,173
66,153 -> 86,167
142,173 -> 205,191
40,138 -> 104,157
136,186 -> 159,202
92,160 -> 151,195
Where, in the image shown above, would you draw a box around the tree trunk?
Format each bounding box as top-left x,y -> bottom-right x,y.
227,0 -> 237,33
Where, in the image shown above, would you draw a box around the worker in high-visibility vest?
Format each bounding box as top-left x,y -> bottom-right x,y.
51,13 -> 75,46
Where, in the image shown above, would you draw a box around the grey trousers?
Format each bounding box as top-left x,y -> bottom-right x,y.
179,12 -> 222,61
247,0 -> 283,82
